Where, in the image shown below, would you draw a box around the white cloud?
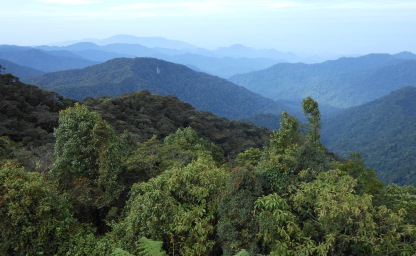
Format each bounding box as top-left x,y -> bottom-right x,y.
36,0 -> 99,5
108,0 -> 416,14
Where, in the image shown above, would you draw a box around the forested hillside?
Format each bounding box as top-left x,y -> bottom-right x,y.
0,75 -> 270,163
322,86 -> 416,186
2,91 -> 416,255
84,91 -> 270,158
0,74 -> 75,147
26,57 -> 293,120
230,53 -> 416,108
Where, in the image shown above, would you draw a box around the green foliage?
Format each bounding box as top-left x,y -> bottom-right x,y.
112,156 -> 228,255
0,75 -> 75,170
254,193 -> 314,255
302,97 -> 322,146
164,127 -> 224,164
3,77 -> 416,256
85,91 -> 270,159
218,165 -> 263,255
123,127 -> 224,188
294,170 -> 415,255
259,107 -> 331,194
254,169 -> 416,255
337,153 -> 383,195
52,103 -> 124,229
258,112 -> 301,195
0,163 -> 77,255
0,136 -> 22,164
123,135 -> 175,184
0,74 -> 74,147
268,111 -> 301,155
64,230 -> 134,256
374,184 -> 416,225
234,249 -> 251,256
236,147 -> 262,166
138,237 -> 167,256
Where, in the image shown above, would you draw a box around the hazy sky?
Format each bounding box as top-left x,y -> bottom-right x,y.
1,0 -> 415,55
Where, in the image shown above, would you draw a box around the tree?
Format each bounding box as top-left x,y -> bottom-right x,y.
51,103 -> 123,230
164,127 -> 224,164
302,96 -> 321,146
217,165 -> 263,255
258,97 -> 332,195
122,127 -> 224,188
374,184 -> 416,225
0,64 -> 5,74
0,163 -> 78,255
254,170 -> 416,255
112,156 -> 228,255
236,147 -> 262,166
337,153 -> 383,195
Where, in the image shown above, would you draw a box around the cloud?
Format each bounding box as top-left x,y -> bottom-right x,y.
108,0 -> 416,14
36,0 -> 98,5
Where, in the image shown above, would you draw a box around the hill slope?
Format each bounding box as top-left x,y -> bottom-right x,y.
321,86 -> 416,185
0,45 -> 98,72
0,59 -> 44,79
0,75 -> 270,159
230,53 -> 416,108
27,57 -> 291,120
0,74 -> 74,147
85,91 -> 270,157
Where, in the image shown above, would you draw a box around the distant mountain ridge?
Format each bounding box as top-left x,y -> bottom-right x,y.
36,43 -> 280,78
0,35 -> 309,78
54,34 -> 198,49
230,53 -> 416,108
0,45 -> 97,72
321,86 -> 416,186
0,58 -> 44,79
26,57 -> 293,121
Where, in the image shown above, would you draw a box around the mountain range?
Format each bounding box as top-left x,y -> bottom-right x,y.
0,34 -> 311,79
0,45 -> 97,73
54,34 -> 198,49
25,57 -> 293,121
36,43 -> 282,78
2,35 -> 416,186
229,52 -> 416,108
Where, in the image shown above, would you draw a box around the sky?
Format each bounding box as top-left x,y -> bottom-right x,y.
1,0 -> 416,55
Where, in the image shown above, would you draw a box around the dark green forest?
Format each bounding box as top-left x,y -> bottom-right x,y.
1,74 -> 416,255
322,86 -> 416,186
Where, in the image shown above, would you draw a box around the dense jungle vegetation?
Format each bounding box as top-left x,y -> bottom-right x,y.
1,74 -> 416,255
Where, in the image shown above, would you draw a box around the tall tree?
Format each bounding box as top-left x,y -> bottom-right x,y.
302,96 -> 322,148
51,103 -> 123,230
112,156 -> 228,255
0,163 -> 78,255
217,165 -> 263,255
